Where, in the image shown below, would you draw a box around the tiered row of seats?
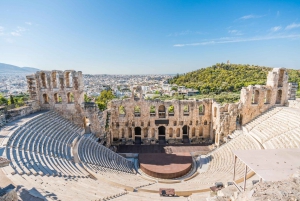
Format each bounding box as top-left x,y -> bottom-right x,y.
245,107 -> 300,149
140,133 -> 261,191
6,173 -> 125,201
4,111 -> 87,177
78,136 -> 154,188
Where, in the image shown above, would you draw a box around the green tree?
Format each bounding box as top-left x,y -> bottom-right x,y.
0,94 -> 8,105
95,90 -> 115,111
9,95 -> 15,105
84,94 -> 91,102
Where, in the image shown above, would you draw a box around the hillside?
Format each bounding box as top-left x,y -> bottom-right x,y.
169,63 -> 300,94
0,63 -> 39,74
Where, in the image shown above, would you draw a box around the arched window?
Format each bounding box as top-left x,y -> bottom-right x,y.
192,127 -> 195,137
67,92 -> 74,103
276,89 -> 282,104
176,128 -> 180,137
199,127 -> 203,136
134,106 -> 141,117
252,90 -> 259,104
41,72 -> 47,88
169,128 -> 173,138
204,120 -> 207,125
65,72 -> 72,88
119,105 -> 126,116
265,90 -> 271,104
128,128 -> 132,138
183,105 -> 189,116
52,71 -> 57,88
143,128 -> 148,138
199,105 -> 204,115
43,94 -> 49,104
158,105 -> 165,118
168,105 -> 174,116
150,106 -> 156,116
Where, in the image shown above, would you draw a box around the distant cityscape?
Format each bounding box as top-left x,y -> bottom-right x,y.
0,73 -> 200,100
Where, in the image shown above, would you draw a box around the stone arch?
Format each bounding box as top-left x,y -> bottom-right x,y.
199,105 -> 204,115
128,127 -> 132,138
199,126 -> 203,136
121,128 -> 125,138
168,105 -> 174,116
168,127 -> 173,138
143,128 -> 148,138
54,93 -> 59,103
43,94 -> 49,104
134,105 -> 141,117
276,89 -> 282,104
236,114 -> 242,129
150,105 -> 156,116
51,71 -> 57,88
265,90 -> 271,104
41,72 -> 47,88
204,120 -> 207,125
158,126 -> 166,143
278,69 -> 284,87
134,127 -> 141,144
182,125 -> 188,135
191,127 -> 196,137
214,107 -> 217,117
135,127 -> 141,135
252,90 -> 259,104
65,72 -> 72,88
176,128 -> 180,137
151,128 -> 155,138
67,92 -> 74,103
158,105 -> 166,118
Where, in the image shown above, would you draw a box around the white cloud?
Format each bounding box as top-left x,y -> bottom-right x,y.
173,34 -> 300,47
25,22 -> 32,25
10,26 -> 26,36
270,26 -> 282,32
285,23 -> 300,30
238,14 -> 264,20
228,30 -> 243,35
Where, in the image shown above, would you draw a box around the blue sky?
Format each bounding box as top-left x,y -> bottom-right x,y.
0,0 -> 300,74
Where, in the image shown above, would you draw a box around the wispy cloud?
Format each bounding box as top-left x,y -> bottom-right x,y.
167,30 -> 204,37
285,23 -> 300,30
238,14 -> 265,20
270,26 -> 282,32
173,34 -> 300,47
25,22 -> 32,25
11,26 -> 26,36
228,30 -> 243,35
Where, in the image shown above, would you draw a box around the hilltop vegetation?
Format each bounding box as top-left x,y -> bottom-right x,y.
169,63 -> 300,95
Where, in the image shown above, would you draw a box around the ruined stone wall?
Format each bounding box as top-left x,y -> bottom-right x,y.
107,97 -> 213,143
26,70 -> 85,128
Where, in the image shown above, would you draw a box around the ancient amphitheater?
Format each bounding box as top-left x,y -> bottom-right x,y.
0,68 -> 300,200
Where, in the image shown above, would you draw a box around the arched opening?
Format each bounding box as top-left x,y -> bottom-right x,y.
278,69 -> 284,87
169,128 -> 173,138
204,120 -> 207,125
252,90 -> 259,104
134,106 -> 141,117
67,92 -> 74,103
41,72 -> 47,88
176,128 -> 180,137
121,128 -> 125,138
158,105 -> 166,118
54,93 -> 59,103
65,72 -> 72,88
42,94 -> 49,104
236,114 -> 242,130
128,128 -> 132,138
182,125 -> 189,143
83,117 -> 91,134
199,105 -> 204,115
134,127 -> 141,144
214,107 -> 217,117
168,105 -> 174,116
119,105 -> 126,117
276,89 -> 282,104
265,90 -> 271,104
150,106 -> 156,116
199,127 -> 203,137
183,105 -> 189,116
143,128 -> 148,138
158,126 -> 166,144
191,127 -> 195,137
151,128 -> 155,138
52,71 -> 57,88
